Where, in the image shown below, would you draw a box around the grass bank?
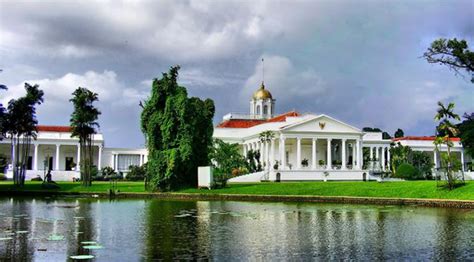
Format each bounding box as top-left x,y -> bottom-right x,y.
0,181 -> 473,201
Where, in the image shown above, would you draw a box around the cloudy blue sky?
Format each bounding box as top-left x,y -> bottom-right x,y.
1,0 -> 473,148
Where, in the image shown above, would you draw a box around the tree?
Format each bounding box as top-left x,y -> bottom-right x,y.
4,83 -> 44,186
389,142 -> 413,174
423,38 -> 474,83
210,139 -> 246,187
140,66 -> 215,191
70,87 -> 101,187
259,131 -> 274,169
362,127 -> 382,132
458,112 -> 474,158
394,128 -> 404,138
382,132 -> 392,139
434,101 -> 460,189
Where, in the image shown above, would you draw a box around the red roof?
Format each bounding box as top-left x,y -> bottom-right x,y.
392,136 -> 460,142
37,125 -> 72,133
217,111 -> 300,128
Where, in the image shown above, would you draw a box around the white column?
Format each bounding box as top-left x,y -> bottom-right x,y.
55,144 -> 60,171
296,138 -> 302,169
33,144 -> 39,171
270,139 -> 275,169
433,151 -> 438,169
375,146 -> 379,160
357,139 -> 361,169
264,141 -> 269,170
342,139 -> 346,170
77,145 -> 81,171
461,150 -> 465,172
243,144 -> 247,158
381,147 -> 386,171
115,154 -> 119,170
98,146 -> 102,170
387,147 -> 391,170
280,137 -> 286,170
370,146 -> 373,160
327,138 -> 332,170
312,138 -> 317,169
351,142 -> 356,169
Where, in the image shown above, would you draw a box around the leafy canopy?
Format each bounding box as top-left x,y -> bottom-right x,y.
140,66 -> 215,191
423,38 -> 474,83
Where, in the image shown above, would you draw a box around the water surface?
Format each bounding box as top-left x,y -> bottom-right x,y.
0,197 -> 473,261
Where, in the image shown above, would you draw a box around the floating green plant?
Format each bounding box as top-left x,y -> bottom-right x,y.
80,241 -> 97,245
70,255 -> 94,260
47,234 -> 64,241
83,245 -> 103,250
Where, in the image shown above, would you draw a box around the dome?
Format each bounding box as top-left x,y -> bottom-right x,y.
252,82 -> 273,100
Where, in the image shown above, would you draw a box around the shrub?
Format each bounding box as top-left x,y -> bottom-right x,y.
31,175 -> 43,181
0,174 -> 6,181
126,165 -> 146,181
395,163 -> 422,180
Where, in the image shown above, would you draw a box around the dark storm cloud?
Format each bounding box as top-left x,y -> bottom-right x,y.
0,0 -> 472,147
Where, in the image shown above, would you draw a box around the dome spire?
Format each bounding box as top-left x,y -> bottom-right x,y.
261,57 -> 265,86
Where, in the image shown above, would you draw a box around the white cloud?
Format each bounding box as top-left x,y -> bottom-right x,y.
242,55 -> 326,105
1,70 -> 146,126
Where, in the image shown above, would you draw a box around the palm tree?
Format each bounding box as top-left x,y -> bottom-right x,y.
434,101 -> 460,189
70,87 -> 101,187
5,83 -> 44,186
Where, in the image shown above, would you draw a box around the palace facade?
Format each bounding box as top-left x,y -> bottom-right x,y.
214,82 -> 471,182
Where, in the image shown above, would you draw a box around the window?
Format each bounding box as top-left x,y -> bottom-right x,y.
256,105 -> 260,115
263,105 -> 268,115
117,154 -> 141,171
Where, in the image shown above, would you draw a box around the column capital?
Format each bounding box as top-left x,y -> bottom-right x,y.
312,137 -> 317,142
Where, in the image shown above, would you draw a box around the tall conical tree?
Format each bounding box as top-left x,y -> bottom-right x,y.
140,66 -> 215,191
70,87 -> 101,187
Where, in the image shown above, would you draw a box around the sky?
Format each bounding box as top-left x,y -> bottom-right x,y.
0,0 -> 473,148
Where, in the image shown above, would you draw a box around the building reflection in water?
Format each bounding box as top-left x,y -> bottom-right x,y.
0,197 -> 473,260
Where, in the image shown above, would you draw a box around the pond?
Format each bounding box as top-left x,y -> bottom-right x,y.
0,197 -> 473,261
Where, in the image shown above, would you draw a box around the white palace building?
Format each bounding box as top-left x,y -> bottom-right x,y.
214,82 -> 472,182
0,82 -> 471,181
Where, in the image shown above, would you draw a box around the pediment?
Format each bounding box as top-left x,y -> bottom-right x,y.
281,115 -> 361,133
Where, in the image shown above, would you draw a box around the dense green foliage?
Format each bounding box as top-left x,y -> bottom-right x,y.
394,128 -> 404,138
390,143 -> 433,179
140,66 -> 215,191
210,139 -> 246,188
395,163 -> 421,180
70,87 -> 101,187
458,113 -> 474,159
245,149 -> 261,173
3,83 -> 44,186
126,165 -> 146,181
411,151 -> 433,179
423,38 -> 474,83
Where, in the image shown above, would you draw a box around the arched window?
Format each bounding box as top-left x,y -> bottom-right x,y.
263,105 -> 268,115
256,105 -> 260,115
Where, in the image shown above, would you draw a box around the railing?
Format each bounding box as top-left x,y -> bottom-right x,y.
223,113 -> 266,120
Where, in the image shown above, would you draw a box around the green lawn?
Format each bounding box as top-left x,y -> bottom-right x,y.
0,181 -> 146,193
0,181 -> 473,200
179,181 -> 474,200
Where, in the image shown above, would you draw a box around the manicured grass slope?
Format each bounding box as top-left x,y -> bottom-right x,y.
179,181 -> 474,200
0,181 -> 473,200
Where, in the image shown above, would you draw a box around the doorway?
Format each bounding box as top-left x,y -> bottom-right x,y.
65,157 -> 74,171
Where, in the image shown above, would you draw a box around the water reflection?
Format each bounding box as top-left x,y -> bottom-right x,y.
0,197 -> 473,261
